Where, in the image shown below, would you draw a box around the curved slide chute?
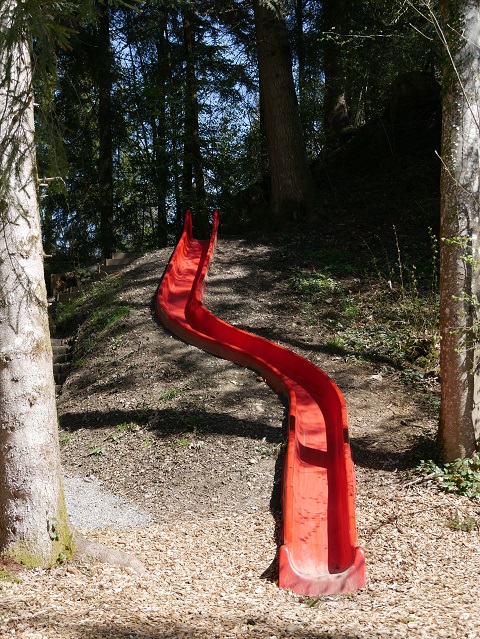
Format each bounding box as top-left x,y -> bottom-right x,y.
155,211 -> 365,595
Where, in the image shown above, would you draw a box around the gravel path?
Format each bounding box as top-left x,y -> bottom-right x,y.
64,474 -> 152,530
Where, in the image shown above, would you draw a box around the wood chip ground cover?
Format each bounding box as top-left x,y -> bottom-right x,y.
1,236 -> 479,638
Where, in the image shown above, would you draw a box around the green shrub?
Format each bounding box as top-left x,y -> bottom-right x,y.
419,453 -> 480,499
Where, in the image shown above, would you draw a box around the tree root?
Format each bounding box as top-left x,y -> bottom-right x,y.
73,531 -> 148,575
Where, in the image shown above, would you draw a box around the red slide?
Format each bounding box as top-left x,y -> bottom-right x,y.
155,211 -> 365,595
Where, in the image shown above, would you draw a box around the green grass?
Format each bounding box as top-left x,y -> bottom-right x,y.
159,388 -> 182,402
134,402 -> 151,423
51,277 -> 131,367
447,514 -> 478,532
254,441 -> 283,458
89,304 -> 130,334
303,248 -> 356,277
59,432 -> 73,445
87,445 -> 105,457
110,335 -> 124,350
288,221 -> 440,373
186,413 -> 205,427
116,421 -> 138,433
291,263 -> 439,370
291,269 -> 340,302
0,568 -> 20,583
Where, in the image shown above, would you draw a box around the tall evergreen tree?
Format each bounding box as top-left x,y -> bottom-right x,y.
97,0 -> 115,258
0,0 -> 146,572
252,0 -> 318,224
322,0 -> 351,141
120,2 -> 171,247
181,6 -> 207,232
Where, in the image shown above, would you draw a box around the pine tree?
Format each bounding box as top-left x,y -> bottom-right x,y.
252,0 -> 319,224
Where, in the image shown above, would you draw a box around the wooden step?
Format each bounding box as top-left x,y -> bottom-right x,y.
50,337 -> 73,392
104,257 -> 133,268
111,252 -> 138,260
50,338 -> 69,348
53,352 -> 70,364
56,289 -> 82,302
51,343 -> 70,354
99,263 -> 127,274
54,372 -> 70,385
53,362 -> 72,376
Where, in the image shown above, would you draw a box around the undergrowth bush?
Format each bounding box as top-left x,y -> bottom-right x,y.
290,262 -> 439,369
419,454 -> 480,499
288,222 -> 441,372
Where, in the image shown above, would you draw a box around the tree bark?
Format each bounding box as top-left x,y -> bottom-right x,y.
322,0 -> 351,141
0,0 -> 72,566
154,19 -> 169,248
0,6 -> 148,575
438,0 -> 480,460
97,0 -> 115,259
253,0 -> 318,224
182,8 -> 207,234
295,0 -> 307,131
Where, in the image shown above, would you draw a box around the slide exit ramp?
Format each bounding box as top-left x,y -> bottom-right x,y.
155,211 -> 365,595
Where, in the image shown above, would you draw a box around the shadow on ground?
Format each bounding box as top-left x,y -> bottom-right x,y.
60,407 -> 285,444
0,600 -> 363,639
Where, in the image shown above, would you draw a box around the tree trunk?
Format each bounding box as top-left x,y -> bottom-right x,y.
97,0 -> 115,259
323,0 -> 351,141
0,1 -> 72,566
253,0 -> 318,224
164,24 -> 183,237
154,22 -> 169,248
0,8 -> 148,575
182,8 -> 207,234
438,0 -> 480,460
42,194 -> 55,256
295,0 -> 307,131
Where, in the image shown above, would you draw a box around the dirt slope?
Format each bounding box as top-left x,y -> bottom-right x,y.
57,233 -> 437,520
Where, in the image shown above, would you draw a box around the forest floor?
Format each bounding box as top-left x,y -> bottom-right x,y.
2,221 -> 480,638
